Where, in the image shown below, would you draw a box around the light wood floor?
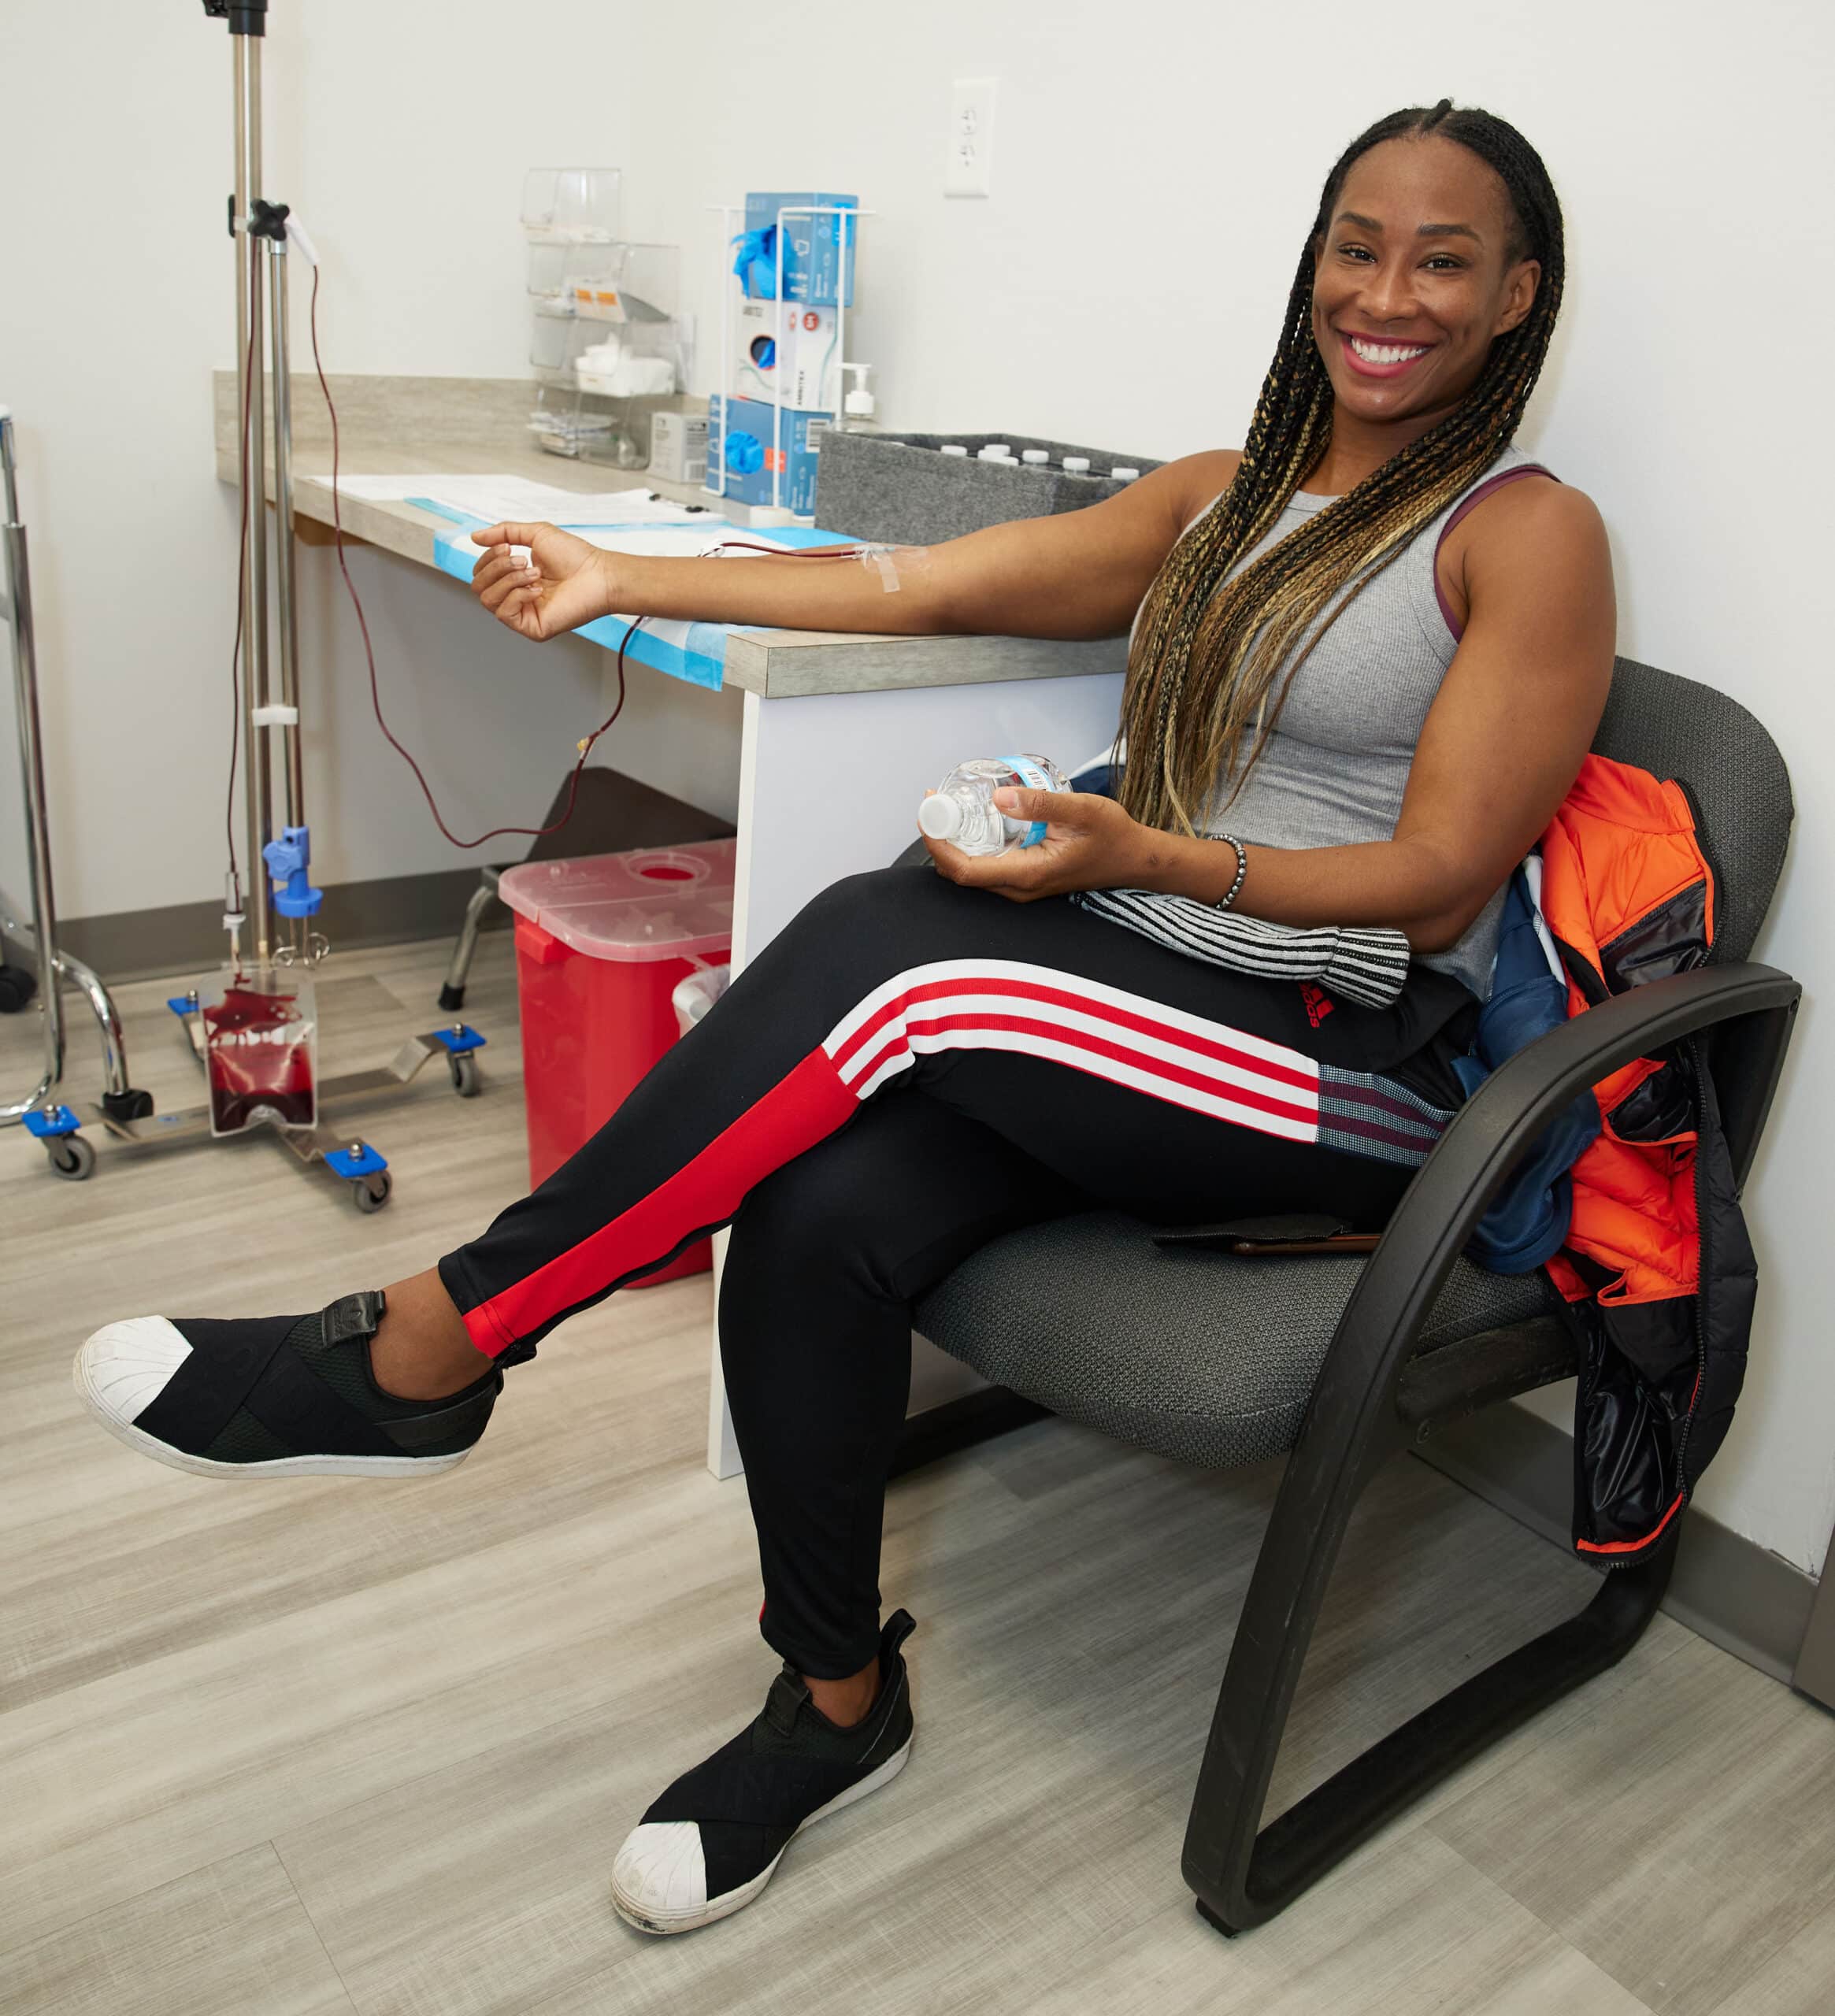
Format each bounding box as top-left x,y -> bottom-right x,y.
3,930 -> 1831,2015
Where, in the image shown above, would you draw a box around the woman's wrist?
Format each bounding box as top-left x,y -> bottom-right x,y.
1128,828 -> 1248,903
592,550 -> 622,621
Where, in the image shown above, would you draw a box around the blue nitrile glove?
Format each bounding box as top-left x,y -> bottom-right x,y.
731,228 -> 778,300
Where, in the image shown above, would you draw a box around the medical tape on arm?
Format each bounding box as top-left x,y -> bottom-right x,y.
854,543 -> 932,593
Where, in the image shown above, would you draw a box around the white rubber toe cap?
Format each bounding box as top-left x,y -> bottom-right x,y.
611,1822 -> 707,1933
73,1317 -> 191,1427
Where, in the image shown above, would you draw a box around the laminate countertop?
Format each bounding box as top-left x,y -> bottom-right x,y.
211,372 -> 1129,700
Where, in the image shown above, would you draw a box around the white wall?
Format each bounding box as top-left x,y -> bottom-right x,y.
3,1 -> 1831,1571
0,2 -> 738,929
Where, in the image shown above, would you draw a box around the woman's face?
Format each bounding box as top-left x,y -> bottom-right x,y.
1310,135 -> 1540,428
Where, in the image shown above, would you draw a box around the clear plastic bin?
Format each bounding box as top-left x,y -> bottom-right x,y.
529,308 -> 586,381
521,167 -> 623,244
526,388 -> 620,459
499,842 -> 736,1284
567,243 -> 681,324
526,242 -> 575,309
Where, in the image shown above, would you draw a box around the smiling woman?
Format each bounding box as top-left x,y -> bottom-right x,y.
1121,100 -> 1570,845
72,98 -> 1615,1942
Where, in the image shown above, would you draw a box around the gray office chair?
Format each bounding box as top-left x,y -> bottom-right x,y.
896,657 -> 1801,1935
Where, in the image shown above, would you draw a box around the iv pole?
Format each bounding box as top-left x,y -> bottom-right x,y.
213,0 -> 321,965
6,2 -> 484,1197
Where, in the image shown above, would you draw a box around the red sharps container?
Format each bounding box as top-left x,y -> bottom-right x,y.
498,839 -> 736,1284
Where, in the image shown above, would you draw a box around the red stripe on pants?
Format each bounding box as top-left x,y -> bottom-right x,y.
461,1048 -> 861,1355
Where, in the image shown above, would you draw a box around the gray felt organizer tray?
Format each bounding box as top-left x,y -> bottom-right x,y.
815,432 -> 1165,544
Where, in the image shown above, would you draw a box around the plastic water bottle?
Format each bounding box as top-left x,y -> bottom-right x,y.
917,754 -> 1069,855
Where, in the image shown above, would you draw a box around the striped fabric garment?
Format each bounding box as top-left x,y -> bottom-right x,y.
1073,887 -> 1414,1010
820,958 -> 1456,1166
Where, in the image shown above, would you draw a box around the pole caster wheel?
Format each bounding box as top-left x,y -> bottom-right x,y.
351,1169 -> 393,1213
448,1051 -> 481,1099
46,1134 -> 97,1181
0,964 -> 37,1014
101,1086 -> 156,1124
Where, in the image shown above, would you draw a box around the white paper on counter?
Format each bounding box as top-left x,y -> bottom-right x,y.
410,474 -> 710,528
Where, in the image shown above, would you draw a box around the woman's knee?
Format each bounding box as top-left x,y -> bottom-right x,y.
725,1128 -> 897,1298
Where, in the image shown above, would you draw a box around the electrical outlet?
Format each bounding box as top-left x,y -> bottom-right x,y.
946,78 -> 995,198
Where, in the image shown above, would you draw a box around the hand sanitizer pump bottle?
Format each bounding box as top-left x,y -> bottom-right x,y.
841,362 -> 882,433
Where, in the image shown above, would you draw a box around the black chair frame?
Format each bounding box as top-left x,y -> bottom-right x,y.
1178,960 -> 1800,1933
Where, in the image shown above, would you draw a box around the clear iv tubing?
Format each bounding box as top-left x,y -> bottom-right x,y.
293,264 -> 884,850
306,264 -> 635,850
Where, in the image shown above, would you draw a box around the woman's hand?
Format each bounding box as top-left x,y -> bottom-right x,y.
469,521 -> 616,642
921,788 -> 1155,902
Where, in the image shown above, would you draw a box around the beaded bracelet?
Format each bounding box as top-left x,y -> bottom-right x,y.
1214,833 -> 1248,912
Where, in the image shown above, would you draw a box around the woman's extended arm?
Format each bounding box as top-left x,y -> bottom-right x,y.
926,476 -> 1616,951
467,450 -> 1239,646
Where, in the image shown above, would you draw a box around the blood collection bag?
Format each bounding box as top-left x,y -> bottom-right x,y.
201,967 -> 318,1136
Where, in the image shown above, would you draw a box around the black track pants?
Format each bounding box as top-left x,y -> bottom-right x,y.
439,865 -> 1480,1677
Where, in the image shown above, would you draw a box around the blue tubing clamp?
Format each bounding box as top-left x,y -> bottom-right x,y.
263,825 -> 324,918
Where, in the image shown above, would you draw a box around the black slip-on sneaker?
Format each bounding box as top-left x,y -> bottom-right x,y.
612,1609 -> 918,1936
72,1291 -> 502,1480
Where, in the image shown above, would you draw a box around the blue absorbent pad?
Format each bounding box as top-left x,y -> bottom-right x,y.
422,504 -> 851,691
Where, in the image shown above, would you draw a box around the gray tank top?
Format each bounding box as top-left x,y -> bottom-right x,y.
1140,443 -> 1544,1000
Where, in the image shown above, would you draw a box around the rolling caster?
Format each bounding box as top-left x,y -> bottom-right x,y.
0,963 -> 36,1014
46,1132 -> 97,1180
325,1139 -> 391,1212
24,1104 -> 93,1180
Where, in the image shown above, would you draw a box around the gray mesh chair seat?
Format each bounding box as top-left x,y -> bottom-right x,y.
918,1214 -> 1559,1471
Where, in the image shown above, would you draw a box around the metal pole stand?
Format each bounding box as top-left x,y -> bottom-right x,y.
69,2 -> 493,1214
1,406 -> 153,1175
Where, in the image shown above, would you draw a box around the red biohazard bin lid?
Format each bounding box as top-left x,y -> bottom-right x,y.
496,839 -> 736,962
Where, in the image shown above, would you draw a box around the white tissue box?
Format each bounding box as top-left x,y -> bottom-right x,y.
650,411 -> 708,484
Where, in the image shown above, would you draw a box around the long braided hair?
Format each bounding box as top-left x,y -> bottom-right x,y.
1119,101 -> 1565,836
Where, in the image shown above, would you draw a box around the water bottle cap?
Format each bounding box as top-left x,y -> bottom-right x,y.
1021,449 -> 1049,465
940,443 -> 969,457
1062,455 -> 1091,474
917,794 -> 962,841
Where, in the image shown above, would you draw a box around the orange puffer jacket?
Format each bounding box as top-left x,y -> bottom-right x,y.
1535,754 -> 1756,1566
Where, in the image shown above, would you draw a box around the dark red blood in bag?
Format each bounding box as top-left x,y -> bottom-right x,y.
204,981 -> 316,1132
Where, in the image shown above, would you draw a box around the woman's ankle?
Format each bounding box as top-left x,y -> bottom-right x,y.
369,1270 -> 492,1400
803,1657 -> 880,1729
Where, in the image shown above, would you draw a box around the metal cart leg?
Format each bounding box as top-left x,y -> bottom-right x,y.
2,409 -> 151,1129
439,869 -> 501,1012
